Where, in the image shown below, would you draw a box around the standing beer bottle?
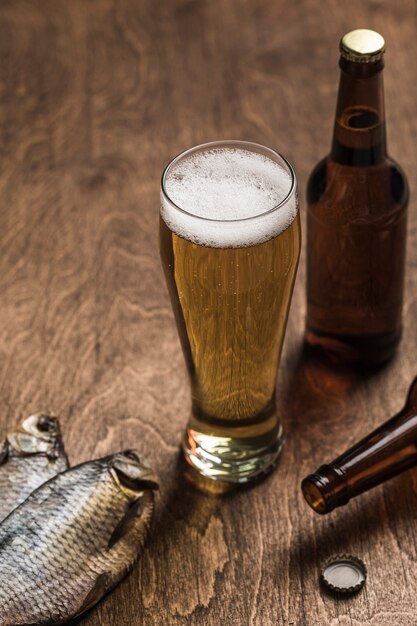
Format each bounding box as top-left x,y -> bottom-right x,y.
302,376 -> 417,514
306,29 -> 409,366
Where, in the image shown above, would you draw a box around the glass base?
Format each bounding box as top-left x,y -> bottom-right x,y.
182,423 -> 284,484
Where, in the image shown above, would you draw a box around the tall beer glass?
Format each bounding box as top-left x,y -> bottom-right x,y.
160,141 -> 300,483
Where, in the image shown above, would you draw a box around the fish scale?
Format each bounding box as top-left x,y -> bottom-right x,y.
0,451 -> 157,626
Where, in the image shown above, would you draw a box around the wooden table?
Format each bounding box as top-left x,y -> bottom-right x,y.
1,1 -> 416,624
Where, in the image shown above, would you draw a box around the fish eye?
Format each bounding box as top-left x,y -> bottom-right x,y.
37,416 -> 53,432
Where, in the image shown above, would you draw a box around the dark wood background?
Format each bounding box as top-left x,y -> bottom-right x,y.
1,1 -> 416,625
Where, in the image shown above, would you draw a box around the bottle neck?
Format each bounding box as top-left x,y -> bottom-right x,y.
330,57 -> 387,166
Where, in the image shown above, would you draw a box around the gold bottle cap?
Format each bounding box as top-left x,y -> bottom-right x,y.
340,29 -> 385,63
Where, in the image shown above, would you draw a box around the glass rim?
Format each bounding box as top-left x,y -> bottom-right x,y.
160,140 -> 297,224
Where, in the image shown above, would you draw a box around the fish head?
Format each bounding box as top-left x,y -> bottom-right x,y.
109,449 -> 159,501
7,414 -> 64,459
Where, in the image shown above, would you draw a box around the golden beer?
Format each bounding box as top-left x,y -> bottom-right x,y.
160,141 -> 300,482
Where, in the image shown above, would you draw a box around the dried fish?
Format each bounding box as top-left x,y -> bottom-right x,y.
0,450 -> 158,626
0,414 -> 69,522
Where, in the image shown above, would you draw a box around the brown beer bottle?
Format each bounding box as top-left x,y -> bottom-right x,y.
302,377 -> 417,514
306,29 -> 408,366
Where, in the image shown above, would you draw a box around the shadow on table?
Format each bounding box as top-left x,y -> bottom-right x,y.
67,616 -> 88,625
142,449 -> 279,559
279,339 -> 397,434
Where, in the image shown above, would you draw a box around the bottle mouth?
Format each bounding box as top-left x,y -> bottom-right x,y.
301,477 -> 330,514
301,465 -> 349,515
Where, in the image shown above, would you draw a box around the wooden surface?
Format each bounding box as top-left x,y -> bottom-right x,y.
0,1 -> 416,625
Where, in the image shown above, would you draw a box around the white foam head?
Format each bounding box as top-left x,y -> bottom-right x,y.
160,143 -> 298,248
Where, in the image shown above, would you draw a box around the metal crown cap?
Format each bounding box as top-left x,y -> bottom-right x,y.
340,29 -> 385,63
320,554 -> 367,594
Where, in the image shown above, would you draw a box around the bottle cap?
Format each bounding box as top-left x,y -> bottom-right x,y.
320,554 -> 367,594
340,29 -> 385,63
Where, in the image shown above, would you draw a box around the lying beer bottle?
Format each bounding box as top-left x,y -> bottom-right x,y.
302,377 -> 417,514
306,29 -> 409,366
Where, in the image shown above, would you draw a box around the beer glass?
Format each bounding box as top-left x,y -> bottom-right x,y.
160,140 -> 300,483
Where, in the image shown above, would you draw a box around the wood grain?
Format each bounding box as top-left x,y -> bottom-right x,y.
0,1 -> 416,625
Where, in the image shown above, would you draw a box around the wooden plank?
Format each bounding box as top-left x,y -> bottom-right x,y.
0,1 -> 416,624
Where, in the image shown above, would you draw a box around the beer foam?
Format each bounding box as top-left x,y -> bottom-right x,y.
161,147 -> 297,248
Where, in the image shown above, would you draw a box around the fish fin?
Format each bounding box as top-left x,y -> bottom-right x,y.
78,572 -> 112,615
108,498 -> 143,549
107,491 -> 154,554
0,440 -> 8,465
